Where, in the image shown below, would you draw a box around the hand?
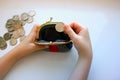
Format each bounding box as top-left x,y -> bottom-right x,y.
0,25 -> 49,80
14,25 -> 48,58
64,22 -> 92,59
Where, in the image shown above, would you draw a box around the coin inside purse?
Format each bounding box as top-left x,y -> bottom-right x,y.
35,22 -> 73,51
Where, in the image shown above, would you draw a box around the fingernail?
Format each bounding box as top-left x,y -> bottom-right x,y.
64,24 -> 68,29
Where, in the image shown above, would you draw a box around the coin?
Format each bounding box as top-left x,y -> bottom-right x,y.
6,23 -> 13,28
7,27 -> 14,32
14,24 -> 22,30
13,20 -> 22,30
9,38 -> 17,46
3,33 -> 11,41
12,30 -> 20,39
13,15 -> 19,21
1,43 -> 7,50
20,36 -> 26,42
6,19 -> 14,25
55,22 -> 64,32
28,10 -> 36,17
21,20 -> 26,26
21,13 -> 29,21
0,37 -> 5,47
18,28 -> 25,37
0,37 -> 7,50
12,28 -> 25,39
27,16 -> 33,23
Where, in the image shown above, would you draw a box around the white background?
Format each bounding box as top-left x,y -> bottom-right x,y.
0,0 -> 120,80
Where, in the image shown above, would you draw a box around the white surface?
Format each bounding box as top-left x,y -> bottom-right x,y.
0,0 -> 120,80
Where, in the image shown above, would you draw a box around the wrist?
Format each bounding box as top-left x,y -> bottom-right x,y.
7,48 -> 22,62
9,45 -> 27,60
78,52 -> 92,61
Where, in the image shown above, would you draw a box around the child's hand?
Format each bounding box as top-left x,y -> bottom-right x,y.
0,25 -> 48,80
14,25 -> 48,58
64,22 -> 92,59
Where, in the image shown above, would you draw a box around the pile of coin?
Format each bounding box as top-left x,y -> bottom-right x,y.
0,10 -> 36,50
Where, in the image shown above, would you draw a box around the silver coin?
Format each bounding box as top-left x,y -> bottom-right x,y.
0,43 -> 7,50
12,28 -> 25,39
28,10 -> 36,17
55,22 -> 64,32
21,20 -> 26,26
8,32 -> 13,36
6,19 -> 14,25
12,30 -> 19,39
9,38 -> 17,46
6,23 -> 13,28
13,20 -> 23,30
20,36 -> 26,42
21,13 -> 29,21
0,37 -> 7,50
6,19 -> 15,29
27,16 -> 33,23
7,27 -> 14,32
3,32 -> 11,41
13,15 -> 19,21
0,37 -> 5,47
18,28 -> 25,37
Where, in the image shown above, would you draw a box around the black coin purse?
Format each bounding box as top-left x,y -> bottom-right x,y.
35,20 -> 73,52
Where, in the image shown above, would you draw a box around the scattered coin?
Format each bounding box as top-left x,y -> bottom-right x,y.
0,37 -> 7,50
55,22 -> 64,32
6,23 -> 12,28
27,16 -> 33,23
13,15 -> 19,21
28,10 -> 36,17
6,19 -> 14,25
0,37 -> 5,47
7,27 -> 14,32
12,28 -> 25,39
18,28 -> 25,37
3,33 -> 11,41
21,20 -> 26,26
21,13 -> 29,21
1,10 -> 36,50
12,30 -> 20,39
9,38 -> 17,46
14,24 -> 22,30
1,43 -> 7,50
13,20 -> 22,30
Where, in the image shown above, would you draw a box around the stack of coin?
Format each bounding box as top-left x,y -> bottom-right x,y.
0,10 -> 36,50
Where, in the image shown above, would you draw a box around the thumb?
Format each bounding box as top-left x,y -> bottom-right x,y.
64,25 -> 77,40
28,25 -> 39,42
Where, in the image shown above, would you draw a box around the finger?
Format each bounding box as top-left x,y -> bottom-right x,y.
29,25 -> 39,36
64,24 -> 77,39
70,22 -> 83,34
28,25 -> 40,42
35,45 -> 49,50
